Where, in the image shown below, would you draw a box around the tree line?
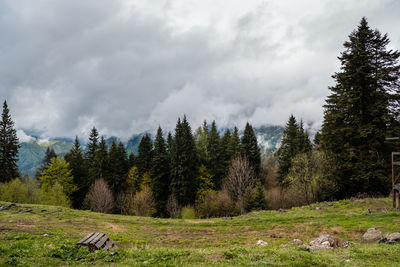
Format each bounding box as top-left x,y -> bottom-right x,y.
1,17 -> 399,215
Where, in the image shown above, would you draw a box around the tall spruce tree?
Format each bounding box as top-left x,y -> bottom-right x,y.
170,116 -> 199,206
150,126 -> 171,217
277,115 -> 299,183
94,136 -> 109,180
228,126 -> 241,160
86,127 -> 99,184
207,121 -> 223,187
64,136 -> 88,209
241,122 -> 261,175
0,101 -> 20,182
107,141 -> 128,195
137,134 -> 153,177
321,17 -> 400,196
297,120 -> 312,154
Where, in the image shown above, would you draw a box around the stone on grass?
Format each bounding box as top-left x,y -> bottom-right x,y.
362,228 -> 383,243
341,241 -> 354,248
308,235 -> 337,250
380,232 -> 400,244
257,240 -> 268,246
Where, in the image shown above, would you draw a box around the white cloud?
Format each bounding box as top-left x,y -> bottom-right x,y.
0,0 -> 399,139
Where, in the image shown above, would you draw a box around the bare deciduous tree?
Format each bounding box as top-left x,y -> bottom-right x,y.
166,194 -> 180,218
223,156 -> 256,214
87,178 -> 114,213
133,185 -> 156,217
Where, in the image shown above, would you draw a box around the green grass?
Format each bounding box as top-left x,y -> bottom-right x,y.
1,198 -> 400,266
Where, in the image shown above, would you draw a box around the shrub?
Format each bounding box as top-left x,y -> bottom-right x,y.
87,178 -> 114,213
181,206 -> 195,219
116,190 -> 135,215
39,182 -> 71,207
133,185 -> 156,217
196,190 -> 239,218
0,178 -> 28,203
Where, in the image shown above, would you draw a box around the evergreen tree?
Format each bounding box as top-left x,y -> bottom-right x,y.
107,141 -> 127,195
118,141 -> 129,175
170,116 -> 199,206
137,134 -> 153,177
94,136 -> 109,180
128,152 -> 135,168
150,126 -> 171,217
297,120 -> 312,154
313,131 -> 321,146
0,101 -> 20,182
86,127 -> 99,184
35,147 -> 57,179
207,121 -> 223,187
194,125 -> 208,166
228,126 -> 241,160
64,136 -> 88,209
321,17 -> 400,196
277,115 -> 299,183
219,129 -> 232,180
241,122 -> 261,175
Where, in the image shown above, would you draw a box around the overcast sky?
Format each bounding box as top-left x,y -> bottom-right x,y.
1,0 -> 399,141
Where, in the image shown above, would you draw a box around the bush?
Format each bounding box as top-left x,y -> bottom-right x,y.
38,183 -> 71,207
87,178 -> 114,213
116,190 -> 135,215
0,178 -> 28,203
181,206 -> 195,219
133,185 -> 156,217
196,190 -> 239,218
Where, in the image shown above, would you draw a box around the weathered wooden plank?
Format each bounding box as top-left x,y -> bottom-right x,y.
83,232 -> 101,245
90,233 -> 105,245
95,235 -> 109,249
77,232 -> 95,244
393,162 -> 400,166
104,240 -> 114,250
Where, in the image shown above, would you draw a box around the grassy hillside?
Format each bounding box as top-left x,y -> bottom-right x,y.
1,198 -> 400,266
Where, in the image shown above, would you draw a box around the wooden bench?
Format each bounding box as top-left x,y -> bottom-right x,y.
76,232 -> 116,252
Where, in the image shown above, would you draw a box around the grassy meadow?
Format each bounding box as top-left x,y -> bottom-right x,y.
1,198 -> 400,266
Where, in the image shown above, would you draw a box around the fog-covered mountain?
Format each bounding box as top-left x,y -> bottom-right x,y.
17,125 -> 283,177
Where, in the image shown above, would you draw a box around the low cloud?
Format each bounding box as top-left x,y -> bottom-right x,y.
1,0 -> 399,139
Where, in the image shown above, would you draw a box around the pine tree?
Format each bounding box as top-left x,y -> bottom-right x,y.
219,129 -> 232,185
297,120 -> 312,154
150,126 -> 171,217
94,136 -> 109,180
194,125 -> 208,166
137,134 -> 153,177
86,127 -> 99,184
228,126 -> 241,160
0,101 -> 20,182
207,121 -> 223,187
35,147 -> 57,179
64,136 -> 88,209
170,116 -> 199,206
277,115 -> 299,183
128,152 -> 135,168
321,17 -> 400,197
241,122 -> 261,175
107,141 -> 127,195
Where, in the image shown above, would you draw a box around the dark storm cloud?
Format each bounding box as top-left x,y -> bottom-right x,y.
0,0 -> 399,139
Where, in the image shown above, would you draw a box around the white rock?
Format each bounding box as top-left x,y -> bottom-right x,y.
362,228 -> 383,243
257,240 -> 268,246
